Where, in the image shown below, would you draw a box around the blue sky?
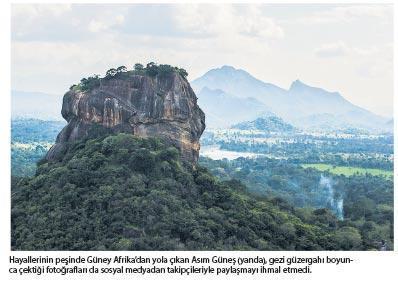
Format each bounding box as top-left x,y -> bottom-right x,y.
11,3 -> 393,117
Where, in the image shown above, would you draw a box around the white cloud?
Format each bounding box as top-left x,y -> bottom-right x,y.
333,5 -> 390,18
314,42 -> 392,85
315,42 -> 349,57
115,15 -> 125,25
296,4 -> 392,24
88,16 -> 125,33
315,41 -> 391,59
173,4 -> 284,39
12,4 -> 128,41
172,4 -> 227,36
12,4 -> 284,41
237,5 -> 284,39
88,20 -> 107,33
12,4 -> 82,41
12,4 -> 71,18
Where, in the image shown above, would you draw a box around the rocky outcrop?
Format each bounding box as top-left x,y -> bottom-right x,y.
46,72 -> 206,163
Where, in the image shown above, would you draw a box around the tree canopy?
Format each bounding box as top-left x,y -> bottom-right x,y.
11,133 -> 360,251
70,62 -> 189,92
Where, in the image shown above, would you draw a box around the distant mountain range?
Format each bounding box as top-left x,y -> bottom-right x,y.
195,87 -> 274,128
12,90 -> 63,120
192,65 -> 392,133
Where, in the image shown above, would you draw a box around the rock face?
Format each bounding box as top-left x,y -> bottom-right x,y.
46,72 -> 206,163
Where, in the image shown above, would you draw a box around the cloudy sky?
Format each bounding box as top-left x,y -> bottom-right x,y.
11,3 -> 393,117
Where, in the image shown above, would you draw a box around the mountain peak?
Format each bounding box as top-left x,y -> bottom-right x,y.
215,65 -> 243,75
289,80 -> 341,97
192,66 -> 387,132
220,65 -> 237,71
289,79 -> 308,90
192,65 -> 286,97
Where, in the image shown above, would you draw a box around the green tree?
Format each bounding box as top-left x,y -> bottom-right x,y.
116,66 -> 127,73
178,68 -> 188,78
105,68 -> 117,78
332,227 -> 362,250
145,62 -> 159,77
134,63 -> 144,71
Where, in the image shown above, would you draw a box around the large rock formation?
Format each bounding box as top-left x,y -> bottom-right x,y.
46,71 -> 206,163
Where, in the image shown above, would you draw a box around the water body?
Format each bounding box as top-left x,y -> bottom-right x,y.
200,145 -> 262,160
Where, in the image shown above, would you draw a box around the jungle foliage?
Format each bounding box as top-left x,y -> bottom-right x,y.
71,62 -> 188,92
11,134 -> 377,251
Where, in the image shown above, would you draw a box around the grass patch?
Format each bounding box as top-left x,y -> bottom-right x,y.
301,163 -> 393,179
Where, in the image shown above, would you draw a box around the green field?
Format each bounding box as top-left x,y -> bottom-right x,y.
301,163 -> 393,179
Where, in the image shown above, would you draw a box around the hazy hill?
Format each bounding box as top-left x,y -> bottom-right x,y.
11,119 -> 66,177
12,118 -> 66,143
197,87 -> 273,128
12,90 -> 63,120
192,65 -> 286,100
191,66 -> 391,133
385,119 -> 393,129
232,116 -> 296,133
287,80 -> 389,132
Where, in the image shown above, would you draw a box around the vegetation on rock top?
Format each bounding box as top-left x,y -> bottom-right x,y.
70,62 -> 189,93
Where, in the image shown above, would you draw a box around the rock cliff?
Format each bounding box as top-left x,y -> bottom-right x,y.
46,70 -> 205,163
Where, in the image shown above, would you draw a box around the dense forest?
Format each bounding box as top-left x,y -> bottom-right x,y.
12,133 -> 385,251
201,128 -> 393,170
219,135 -> 393,156
200,156 -> 393,250
11,119 -> 65,176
